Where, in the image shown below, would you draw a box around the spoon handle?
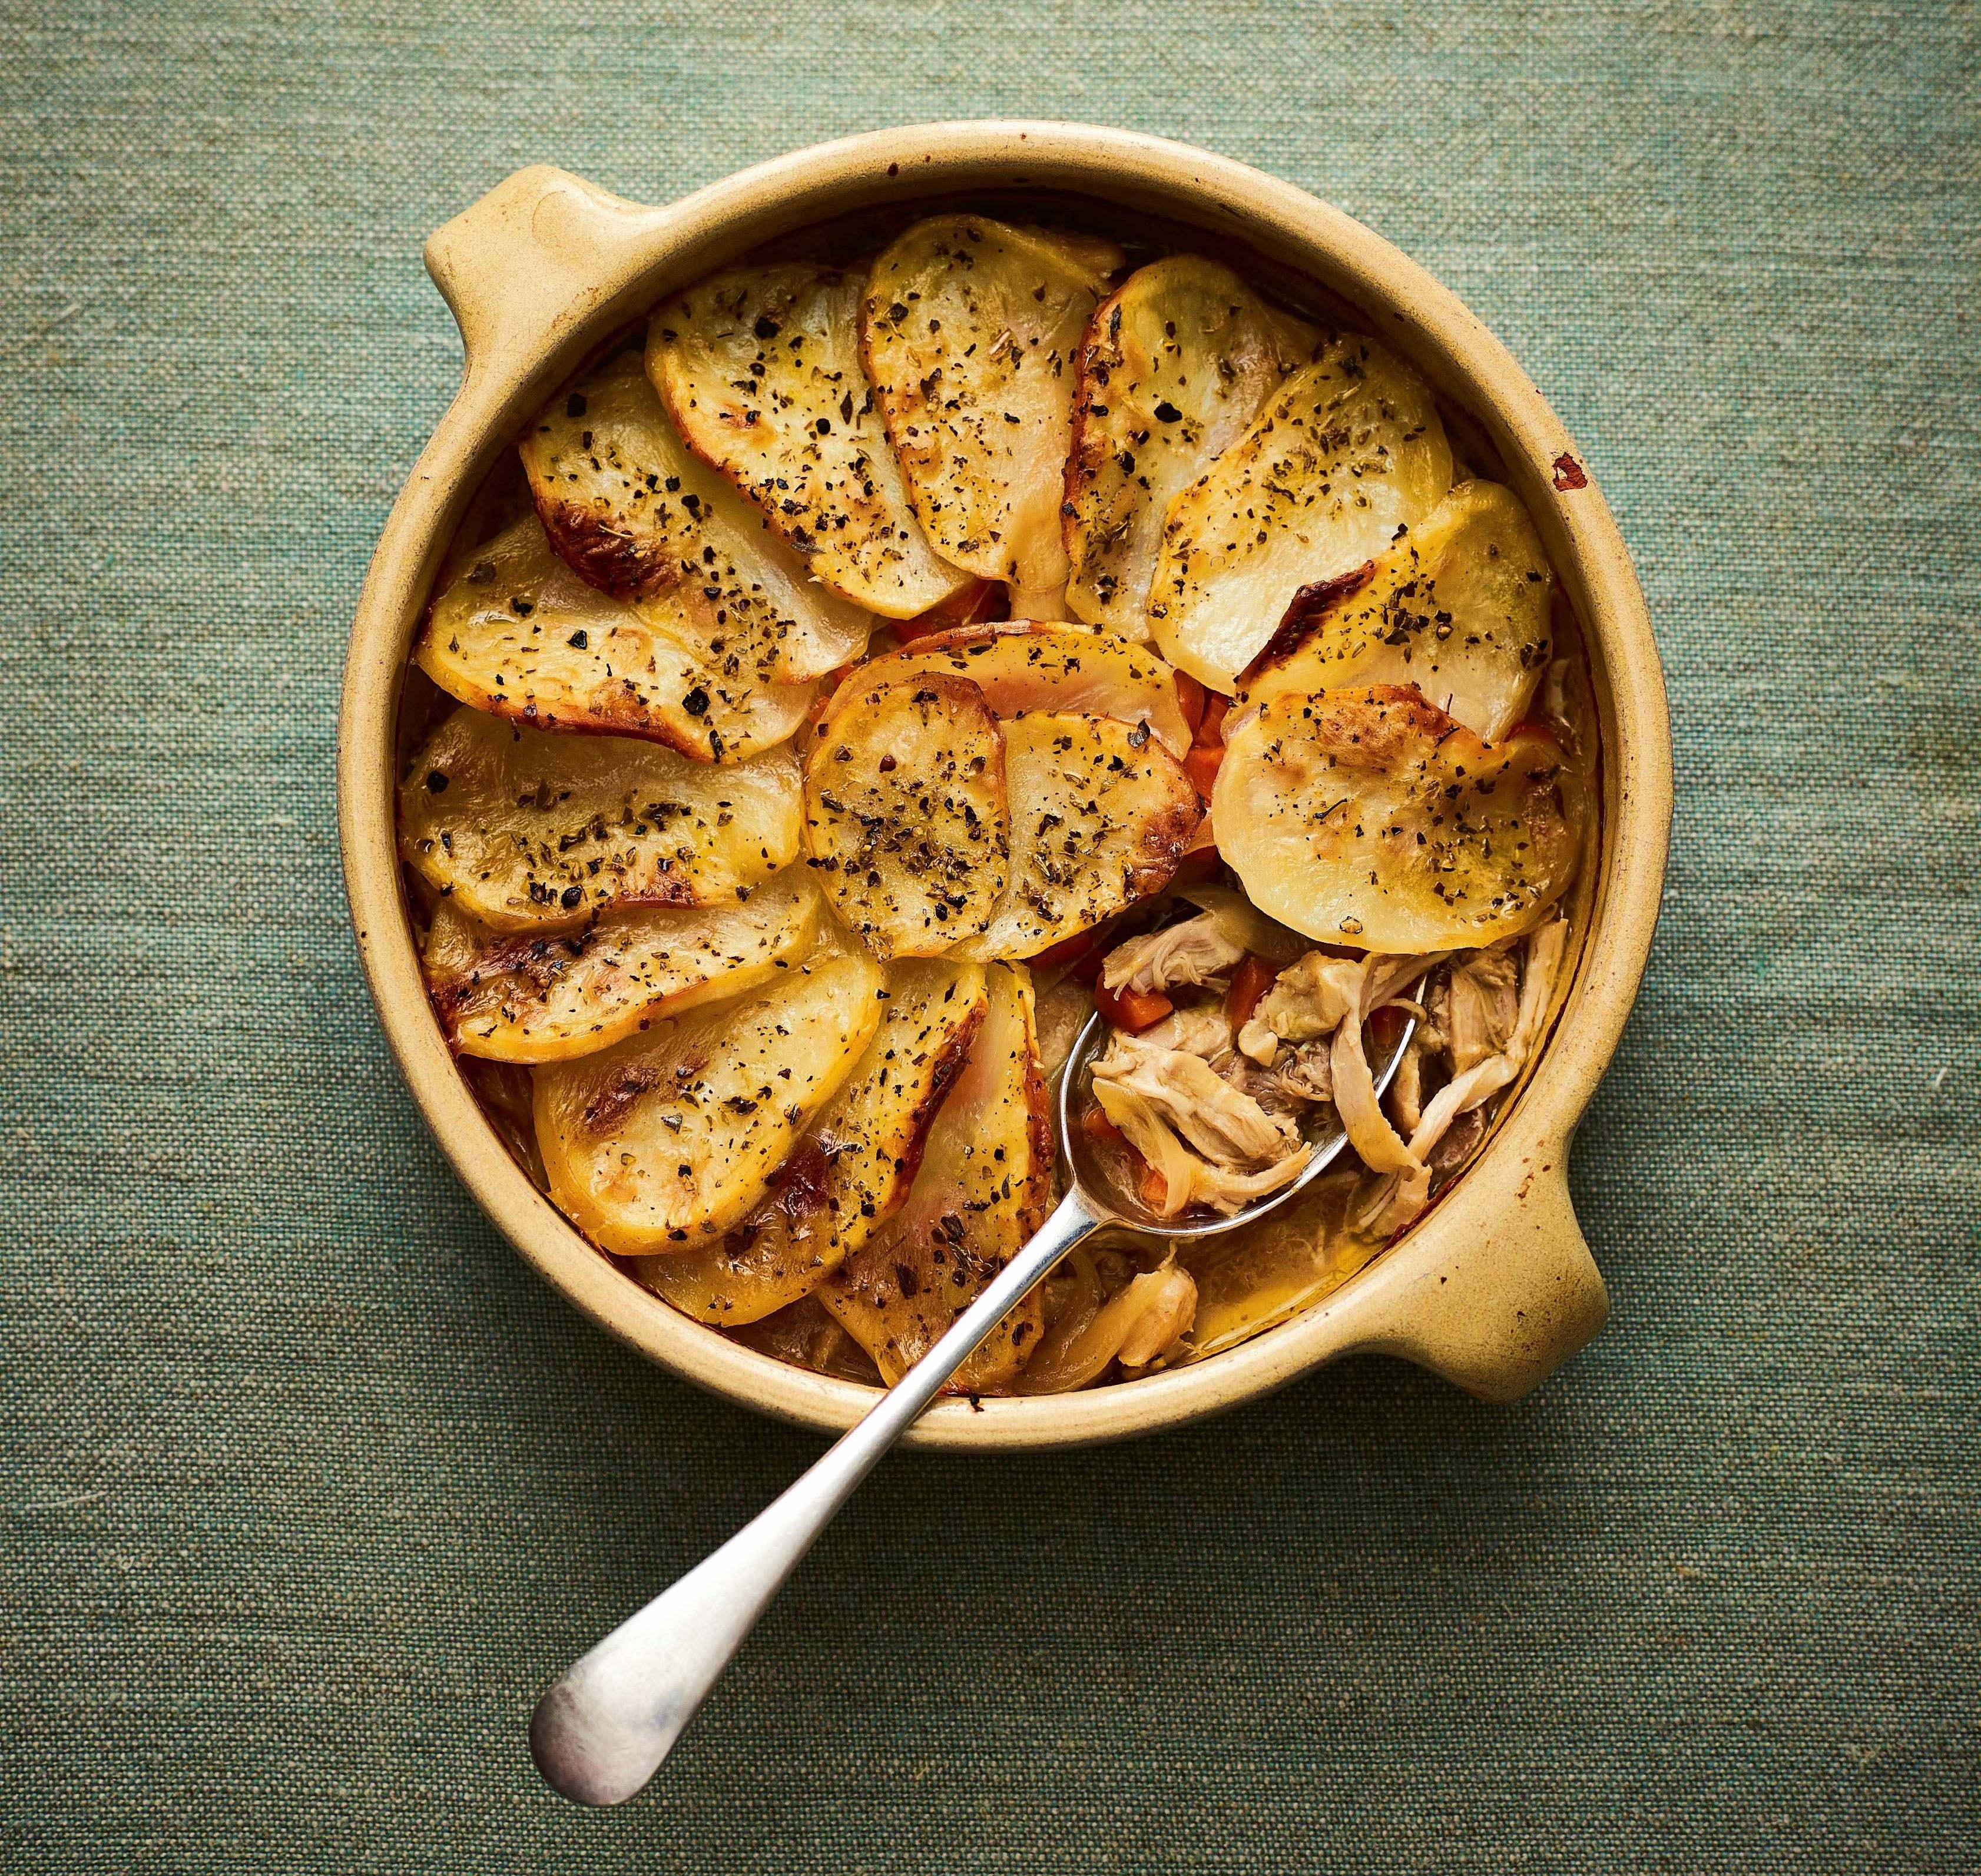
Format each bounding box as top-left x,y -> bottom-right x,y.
529,1185 -> 1105,1807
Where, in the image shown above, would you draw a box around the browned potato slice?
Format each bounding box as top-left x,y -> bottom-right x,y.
1149,334 -> 1454,690
1214,685 -> 1585,952
862,216 -> 1124,615
518,351 -> 873,684
820,964 -> 1053,1390
801,674 -> 1009,957
1238,481 -> 1553,745
422,871 -> 823,1064
534,947 -> 886,1252
1065,256 -> 1322,638
650,264 -> 973,620
955,713 -> 1201,961
819,622 -> 1193,756
637,959 -> 989,1323
415,511 -> 816,762
399,704 -> 801,932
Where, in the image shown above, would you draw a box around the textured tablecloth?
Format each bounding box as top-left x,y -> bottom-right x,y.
2,3 -> 1976,1870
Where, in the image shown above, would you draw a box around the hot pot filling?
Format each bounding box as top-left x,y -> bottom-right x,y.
398,219 -> 1595,1395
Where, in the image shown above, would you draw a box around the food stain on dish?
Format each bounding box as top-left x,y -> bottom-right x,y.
396,211 -> 1598,1398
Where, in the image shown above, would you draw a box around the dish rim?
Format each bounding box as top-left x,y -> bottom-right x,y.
337,121 -> 1672,1450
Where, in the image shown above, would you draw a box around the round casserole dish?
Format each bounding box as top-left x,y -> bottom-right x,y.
337,122 -> 1672,1450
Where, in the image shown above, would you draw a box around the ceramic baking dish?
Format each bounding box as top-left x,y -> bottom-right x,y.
337,122 -> 1672,1449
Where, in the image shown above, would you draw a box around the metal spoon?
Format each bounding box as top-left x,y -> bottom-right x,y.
530,993 -> 1419,1806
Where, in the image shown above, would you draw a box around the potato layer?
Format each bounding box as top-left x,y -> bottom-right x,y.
1238,480 -> 1553,745
863,216 -> 1124,615
1065,256 -> 1321,637
417,511 -> 816,761
1149,334 -> 1453,691
955,712 -> 1201,960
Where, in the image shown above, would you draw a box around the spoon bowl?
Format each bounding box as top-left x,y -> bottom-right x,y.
1056,995 -> 1420,1240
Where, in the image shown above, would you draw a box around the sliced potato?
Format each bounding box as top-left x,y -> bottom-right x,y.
1214,685 -> 1585,952
416,510 -> 816,761
801,674 -> 1009,957
638,959 -> 989,1323
1238,481 -> 1553,745
821,964 -> 1053,1390
862,216 -> 1124,614
955,713 -> 1200,961
1065,256 -> 1322,637
519,350 -> 873,684
422,871 -> 823,1063
399,704 -> 801,931
1149,334 -> 1454,690
820,622 -> 1192,755
534,948 -> 886,1252
650,264 -> 972,620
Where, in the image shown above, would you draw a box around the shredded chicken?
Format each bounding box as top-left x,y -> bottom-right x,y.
1409,923 -> 1566,1149
1351,921 -> 1569,1237
1331,990 -> 1423,1175
1237,950 -> 1366,1063
1140,1003 -> 1234,1063
1093,1080 -> 1309,1217
1269,1040 -> 1334,1105
1442,947 -> 1520,1072
1085,1030 -> 1315,1220
1100,912 -> 1245,995
1389,1037 -> 1424,1134
1115,1265 -> 1198,1368
1091,1033 -> 1298,1167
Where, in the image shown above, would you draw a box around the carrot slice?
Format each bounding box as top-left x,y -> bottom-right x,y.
1225,953 -> 1278,1033
1095,980 -> 1174,1033
897,577 -> 1004,641
1080,1104 -> 1125,1146
1195,692 -> 1229,747
1185,741 -> 1224,798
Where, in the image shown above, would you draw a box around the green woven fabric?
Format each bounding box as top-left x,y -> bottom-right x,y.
3,2 -> 1976,1868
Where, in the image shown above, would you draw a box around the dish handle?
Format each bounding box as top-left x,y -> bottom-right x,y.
423,165 -> 669,400
1344,1145 -> 1609,1403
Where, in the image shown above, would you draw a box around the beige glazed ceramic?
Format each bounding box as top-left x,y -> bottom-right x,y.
337,122 -> 1672,1450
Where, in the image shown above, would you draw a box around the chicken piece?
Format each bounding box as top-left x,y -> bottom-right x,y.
1353,1163 -> 1432,1238
1330,993 -> 1423,1176
1351,921 -> 1569,1237
1173,1150 -> 1313,1215
1237,949 -> 1366,1064
1426,1104 -> 1489,1176
1443,948 -> 1520,1072
1389,1036 -> 1424,1134
1092,1078 -> 1314,1219
1091,1033 -> 1300,1168
1409,923 -> 1567,1151
1269,1040 -> 1336,1106
1140,1002 -> 1235,1063
1100,912 -> 1246,997
1116,1266 -> 1200,1370
1011,1260 -> 1200,1391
